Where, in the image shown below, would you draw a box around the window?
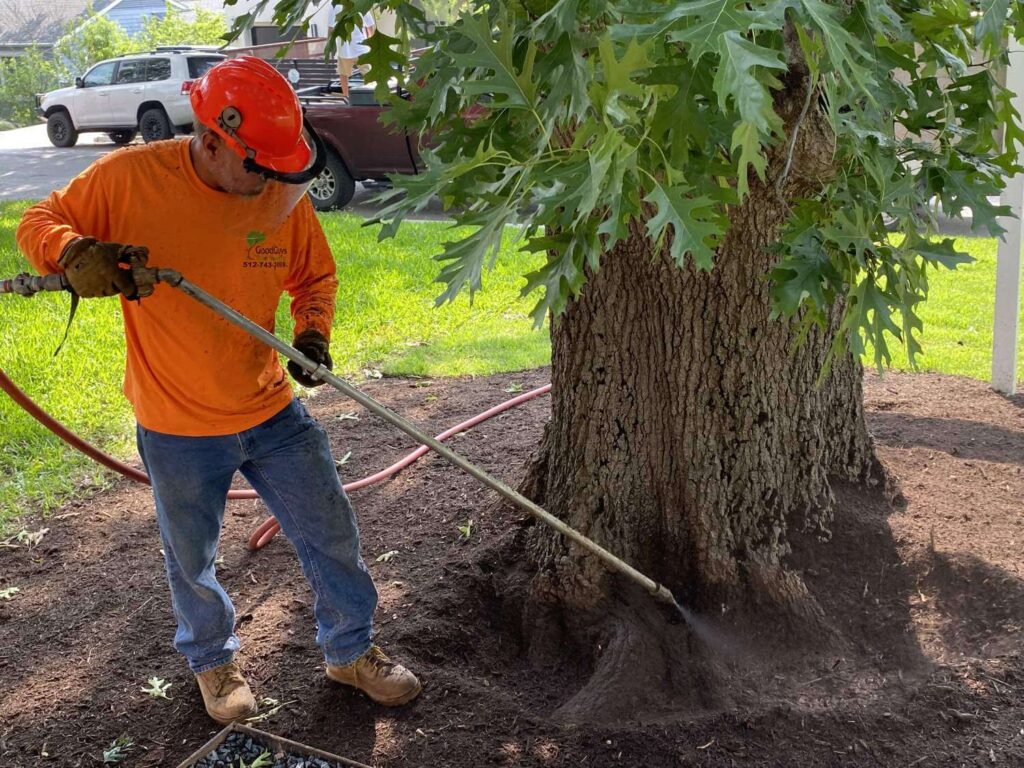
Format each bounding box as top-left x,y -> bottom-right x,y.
83,61 -> 116,87
187,56 -> 224,78
147,58 -> 171,81
114,60 -> 147,84
251,25 -> 305,46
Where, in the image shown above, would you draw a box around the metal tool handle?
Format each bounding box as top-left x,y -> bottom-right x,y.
0,272 -> 69,296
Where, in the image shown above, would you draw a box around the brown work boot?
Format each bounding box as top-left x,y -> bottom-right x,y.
326,646 -> 422,706
195,660 -> 257,724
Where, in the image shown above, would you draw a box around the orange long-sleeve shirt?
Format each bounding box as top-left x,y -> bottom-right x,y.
17,139 -> 338,436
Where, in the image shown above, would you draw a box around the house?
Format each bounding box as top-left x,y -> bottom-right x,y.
105,0 -> 188,35
0,0 -> 187,61
220,0 -> 334,48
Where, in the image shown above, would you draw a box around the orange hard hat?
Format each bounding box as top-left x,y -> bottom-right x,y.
190,56 -> 312,176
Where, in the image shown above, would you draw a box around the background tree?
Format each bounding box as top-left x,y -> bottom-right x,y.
133,7 -> 227,52
52,11 -> 133,80
0,47 -> 58,127
248,0 -> 1023,659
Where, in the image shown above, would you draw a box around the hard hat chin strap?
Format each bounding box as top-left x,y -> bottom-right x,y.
215,108 -> 327,185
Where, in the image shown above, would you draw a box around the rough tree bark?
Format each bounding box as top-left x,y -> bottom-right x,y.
520,78 -> 881,632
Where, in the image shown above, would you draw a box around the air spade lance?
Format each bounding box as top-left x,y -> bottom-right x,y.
1,265 -> 688,619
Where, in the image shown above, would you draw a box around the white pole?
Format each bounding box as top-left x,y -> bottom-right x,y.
993,40 -> 1024,395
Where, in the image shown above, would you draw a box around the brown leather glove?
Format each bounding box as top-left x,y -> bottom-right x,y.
58,238 -> 149,299
288,329 -> 332,387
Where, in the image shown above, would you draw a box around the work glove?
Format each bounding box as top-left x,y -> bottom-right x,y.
58,238 -> 149,299
288,329 -> 332,387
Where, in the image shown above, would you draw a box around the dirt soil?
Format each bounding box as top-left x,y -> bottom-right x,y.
1,368 -> 1022,767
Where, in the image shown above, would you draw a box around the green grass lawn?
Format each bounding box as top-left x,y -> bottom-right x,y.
1,198 -> 1022,529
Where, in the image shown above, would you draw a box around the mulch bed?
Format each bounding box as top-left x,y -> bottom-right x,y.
0,368 -> 1022,767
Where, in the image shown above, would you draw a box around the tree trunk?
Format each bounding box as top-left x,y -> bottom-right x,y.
522,84 -> 880,626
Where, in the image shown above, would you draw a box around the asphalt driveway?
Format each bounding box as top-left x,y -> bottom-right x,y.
0,125 -> 117,201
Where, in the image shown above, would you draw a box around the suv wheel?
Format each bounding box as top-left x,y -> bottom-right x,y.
109,130 -> 136,145
307,149 -> 356,211
139,107 -> 173,142
46,112 -> 78,148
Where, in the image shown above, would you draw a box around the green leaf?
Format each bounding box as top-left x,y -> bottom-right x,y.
712,31 -> 785,133
909,237 -> 974,270
730,121 -> 768,199
931,164 -> 1012,235
541,33 -> 591,120
769,232 -> 843,317
593,35 -> 655,122
797,0 -> 875,95
361,32 -> 406,100
976,0 -> 1011,57
521,232 -> 590,324
850,277 -> 904,369
577,130 -> 625,225
452,14 -> 536,108
102,736 -> 134,765
643,182 -> 723,269
433,207 -> 513,304
665,0 -> 762,63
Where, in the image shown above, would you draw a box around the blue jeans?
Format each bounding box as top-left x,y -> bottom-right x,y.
136,399 -> 377,673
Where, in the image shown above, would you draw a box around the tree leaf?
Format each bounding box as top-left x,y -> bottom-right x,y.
593,35 -> 655,122
769,232 -> 843,317
909,237 -> 974,270
434,207 -> 513,304
361,31 -> 406,100
796,0 -> 875,95
712,31 -> 785,133
730,121 -> 768,199
665,0 -> 761,63
975,0 -> 1011,57
643,182 -> 723,270
451,14 -> 536,107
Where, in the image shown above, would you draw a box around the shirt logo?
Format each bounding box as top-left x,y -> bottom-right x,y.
244,230 -> 288,269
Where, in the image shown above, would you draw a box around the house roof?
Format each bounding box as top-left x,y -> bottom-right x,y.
0,0 -> 116,46
0,0 -> 188,47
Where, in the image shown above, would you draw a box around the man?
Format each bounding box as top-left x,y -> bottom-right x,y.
327,4 -> 375,99
16,57 -> 421,724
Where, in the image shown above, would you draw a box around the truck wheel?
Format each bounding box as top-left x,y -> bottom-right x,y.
108,130 -> 136,145
47,111 -> 78,148
139,107 -> 173,142
307,149 -> 356,211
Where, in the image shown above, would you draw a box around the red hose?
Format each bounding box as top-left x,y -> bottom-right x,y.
0,368 -> 258,499
248,383 -> 552,549
0,366 -> 550,549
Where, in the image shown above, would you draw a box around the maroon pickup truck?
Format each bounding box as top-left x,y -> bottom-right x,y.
301,84 -> 422,211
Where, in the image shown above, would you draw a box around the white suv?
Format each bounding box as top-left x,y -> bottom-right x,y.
37,48 -> 226,148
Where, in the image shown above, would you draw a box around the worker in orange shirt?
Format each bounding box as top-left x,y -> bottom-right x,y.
16,57 -> 421,724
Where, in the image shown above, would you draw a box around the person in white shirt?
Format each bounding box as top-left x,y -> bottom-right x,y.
326,6 -> 375,99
